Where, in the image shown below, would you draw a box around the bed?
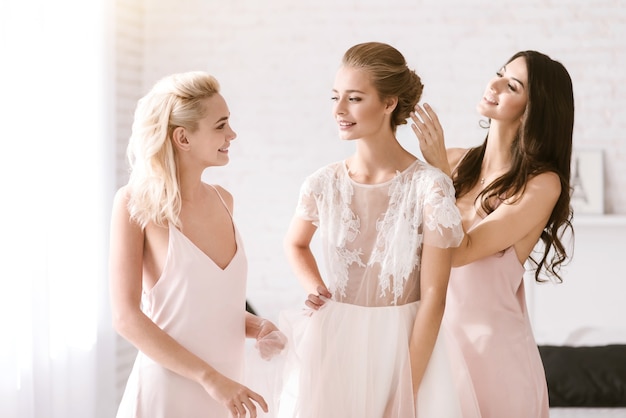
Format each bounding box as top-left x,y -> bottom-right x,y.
524,216 -> 626,417
540,328 -> 626,417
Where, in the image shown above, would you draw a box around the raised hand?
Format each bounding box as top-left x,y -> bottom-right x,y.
410,103 -> 451,176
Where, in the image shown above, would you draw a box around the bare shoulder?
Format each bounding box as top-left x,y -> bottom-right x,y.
110,185 -> 144,242
447,147 -> 469,169
526,171 -> 561,198
504,171 -> 561,207
112,185 -> 132,214
207,183 -> 234,210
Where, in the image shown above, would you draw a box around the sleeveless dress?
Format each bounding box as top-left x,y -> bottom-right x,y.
443,216 -> 550,418
116,187 -> 247,418
278,160 -> 482,418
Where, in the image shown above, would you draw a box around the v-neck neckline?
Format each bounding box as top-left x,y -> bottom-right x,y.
171,224 -> 239,271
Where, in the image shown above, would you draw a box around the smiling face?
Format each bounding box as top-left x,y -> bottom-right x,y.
185,93 -> 237,167
477,56 -> 529,125
331,65 -> 395,141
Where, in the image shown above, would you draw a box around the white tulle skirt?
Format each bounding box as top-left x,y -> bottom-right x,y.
274,299 -> 481,418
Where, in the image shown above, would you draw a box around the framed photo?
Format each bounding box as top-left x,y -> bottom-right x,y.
570,149 -> 604,215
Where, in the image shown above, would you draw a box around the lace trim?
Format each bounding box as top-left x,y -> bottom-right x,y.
370,171 -> 423,303
296,162 -> 462,304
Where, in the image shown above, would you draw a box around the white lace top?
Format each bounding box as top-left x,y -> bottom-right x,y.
296,159 -> 463,307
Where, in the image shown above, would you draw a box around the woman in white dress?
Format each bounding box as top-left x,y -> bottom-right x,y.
279,42 -> 481,418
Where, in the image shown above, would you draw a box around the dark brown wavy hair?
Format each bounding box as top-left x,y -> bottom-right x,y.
453,51 -> 575,282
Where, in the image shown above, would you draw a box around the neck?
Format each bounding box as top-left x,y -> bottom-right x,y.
176,161 -> 205,202
479,122 -> 519,186
483,121 -> 519,170
347,135 -> 415,184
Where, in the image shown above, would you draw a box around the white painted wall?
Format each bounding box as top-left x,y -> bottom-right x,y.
525,215 -> 626,346
114,0 -> 626,325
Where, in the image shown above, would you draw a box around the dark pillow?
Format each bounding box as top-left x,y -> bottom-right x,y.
539,345 -> 626,407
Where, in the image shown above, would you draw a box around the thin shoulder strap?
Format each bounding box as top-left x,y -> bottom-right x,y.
452,149 -> 471,175
208,184 -> 233,218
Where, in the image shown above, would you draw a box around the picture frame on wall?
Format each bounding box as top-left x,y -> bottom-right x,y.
570,149 -> 604,215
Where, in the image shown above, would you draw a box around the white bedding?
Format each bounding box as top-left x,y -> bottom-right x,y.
550,408 -> 626,418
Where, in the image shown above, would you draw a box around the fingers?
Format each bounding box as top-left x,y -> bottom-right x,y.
256,330 -> 288,360
410,123 -> 428,145
305,295 -> 324,310
316,284 -> 332,299
412,103 -> 437,125
306,287 -> 330,310
424,103 -> 441,127
249,390 -> 269,413
411,103 -> 443,137
410,107 -> 430,144
229,390 -> 268,417
238,398 -> 257,418
230,402 -> 243,417
255,318 -> 278,340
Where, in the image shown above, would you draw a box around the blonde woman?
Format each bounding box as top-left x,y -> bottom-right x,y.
109,71 -> 284,418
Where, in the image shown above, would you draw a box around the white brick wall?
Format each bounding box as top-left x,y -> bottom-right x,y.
115,0 -> 626,323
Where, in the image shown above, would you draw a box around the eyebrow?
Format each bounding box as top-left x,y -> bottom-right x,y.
214,116 -> 229,124
332,89 -> 366,94
502,65 -> 526,89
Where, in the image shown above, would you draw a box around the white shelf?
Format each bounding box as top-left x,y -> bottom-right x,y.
572,214 -> 626,227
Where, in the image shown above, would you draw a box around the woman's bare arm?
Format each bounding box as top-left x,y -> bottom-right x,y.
452,172 -> 560,266
283,216 -> 330,309
409,244 -> 451,396
109,187 -> 267,416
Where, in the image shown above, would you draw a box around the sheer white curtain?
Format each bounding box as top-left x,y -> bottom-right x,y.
0,1 -> 116,417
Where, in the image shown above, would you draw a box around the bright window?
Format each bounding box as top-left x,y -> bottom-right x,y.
0,0 -> 115,416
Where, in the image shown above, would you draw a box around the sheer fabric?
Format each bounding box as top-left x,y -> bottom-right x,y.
296,159 -> 463,306
278,159 -> 481,418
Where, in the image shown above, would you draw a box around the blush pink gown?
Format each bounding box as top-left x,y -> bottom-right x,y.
443,221 -> 550,418
116,189 -> 247,418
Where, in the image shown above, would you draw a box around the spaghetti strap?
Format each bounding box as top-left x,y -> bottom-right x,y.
208,184 -> 233,218
452,148 -> 471,175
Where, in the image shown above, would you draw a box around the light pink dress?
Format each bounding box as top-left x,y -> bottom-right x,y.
443,217 -> 549,418
116,188 -> 247,418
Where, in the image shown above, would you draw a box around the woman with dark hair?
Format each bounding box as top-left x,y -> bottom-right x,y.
411,50 -> 575,418
279,42 -> 480,418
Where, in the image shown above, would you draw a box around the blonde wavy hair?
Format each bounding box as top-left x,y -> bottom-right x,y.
126,71 -> 220,229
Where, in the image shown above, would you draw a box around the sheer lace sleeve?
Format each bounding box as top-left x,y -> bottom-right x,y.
295,172 -> 321,226
422,172 -> 464,248
291,161 -> 463,306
